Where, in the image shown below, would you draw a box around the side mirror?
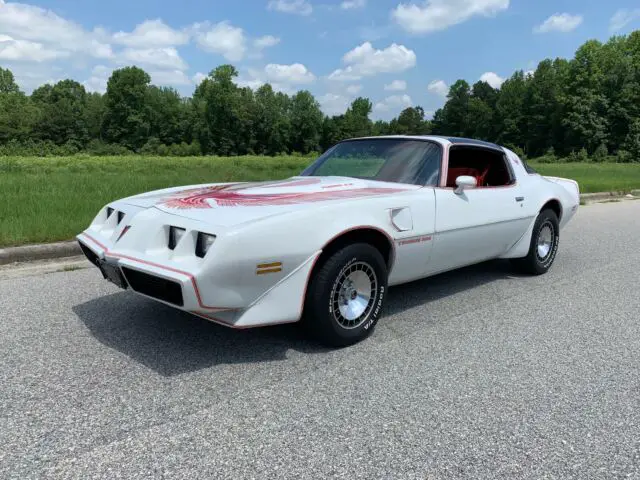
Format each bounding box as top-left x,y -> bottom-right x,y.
454,175 -> 477,195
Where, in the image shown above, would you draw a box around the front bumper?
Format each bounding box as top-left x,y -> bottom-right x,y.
77,231 -> 319,330
79,242 -> 129,290
78,232 -> 237,322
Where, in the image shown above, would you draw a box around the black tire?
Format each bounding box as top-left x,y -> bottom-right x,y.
303,243 -> 388,347
512,208 -> 560,275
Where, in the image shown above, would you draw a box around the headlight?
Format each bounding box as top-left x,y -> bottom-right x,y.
195,232 -> 216,258
168,226 -> 186,250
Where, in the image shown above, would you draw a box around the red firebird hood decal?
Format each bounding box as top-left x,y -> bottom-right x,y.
160,179 -> 409,209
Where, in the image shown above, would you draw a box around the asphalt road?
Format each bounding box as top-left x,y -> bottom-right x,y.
1,201 -> 639,479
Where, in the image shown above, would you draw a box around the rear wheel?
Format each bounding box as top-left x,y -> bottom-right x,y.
304,243 -> 388,347
512,209 -> 560,275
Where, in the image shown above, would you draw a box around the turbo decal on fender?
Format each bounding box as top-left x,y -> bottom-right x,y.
397,235 -> 432,246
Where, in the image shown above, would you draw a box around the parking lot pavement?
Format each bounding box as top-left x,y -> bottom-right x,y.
1,201 -> 639,479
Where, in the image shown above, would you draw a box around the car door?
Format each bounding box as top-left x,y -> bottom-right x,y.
426,147 -> 533,275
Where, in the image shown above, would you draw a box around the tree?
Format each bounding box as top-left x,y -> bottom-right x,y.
199,65 -> 257,155
254,84 -> 290,154
85,92 -> 106,141
0,91 -> 39,144
600,34 -> 640,154
102,66 -> 152,150
0,67 -> 20,94
395,106 -> 429,135
495,71 -> 529,150
622,119 -> 640,160
0,67 -> 39,144
432,80 -> 470,136
466,97 -> 494,140
342,97 -> 373,138
523,59 -> 567,156
289,90 -> 323,153
31,80 -> 89,146
146,86 -> 189,146
0,29 -> 639,158
320,115 -> 343,151
468,81 -> 498,140
562,40 -> 609,154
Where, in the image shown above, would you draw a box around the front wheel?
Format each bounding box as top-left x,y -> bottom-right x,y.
304,243 -> 388,347
512,208 -> 560,275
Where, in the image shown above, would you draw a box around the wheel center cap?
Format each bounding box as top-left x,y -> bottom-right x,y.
350,290 -> 358,300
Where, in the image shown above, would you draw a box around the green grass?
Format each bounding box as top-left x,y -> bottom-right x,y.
0,155 -> 309,247
1,155 -> 639,247
529,162 -> 640,194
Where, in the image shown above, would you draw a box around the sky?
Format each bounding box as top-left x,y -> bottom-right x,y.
1,0 -> 639,120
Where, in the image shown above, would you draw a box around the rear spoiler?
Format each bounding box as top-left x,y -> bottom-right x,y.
544,176 -> 580,201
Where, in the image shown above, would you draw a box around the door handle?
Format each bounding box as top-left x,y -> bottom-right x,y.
515,196 -> 525,202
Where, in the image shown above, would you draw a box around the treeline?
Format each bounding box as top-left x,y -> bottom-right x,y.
0,63 -> 428,158
0,30 -> 639,161
432,30 -> 640,162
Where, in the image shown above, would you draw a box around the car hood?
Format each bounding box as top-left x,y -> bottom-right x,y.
120,176 -> 417,228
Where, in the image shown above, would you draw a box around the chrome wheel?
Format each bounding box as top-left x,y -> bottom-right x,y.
333,261 -> 378,329
537,222 -> 554,260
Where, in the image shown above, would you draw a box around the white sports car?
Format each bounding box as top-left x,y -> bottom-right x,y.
78,136 -> 580,346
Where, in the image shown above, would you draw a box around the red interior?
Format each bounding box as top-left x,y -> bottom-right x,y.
446,167 -> 489,188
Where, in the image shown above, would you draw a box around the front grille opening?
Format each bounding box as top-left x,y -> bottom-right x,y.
121,267 -> 184,307
79,241 -> 100,267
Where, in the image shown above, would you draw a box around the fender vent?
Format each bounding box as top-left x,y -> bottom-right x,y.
121,267 -> 184,307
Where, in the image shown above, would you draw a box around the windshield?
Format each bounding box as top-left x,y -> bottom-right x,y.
301,138 -> 442,186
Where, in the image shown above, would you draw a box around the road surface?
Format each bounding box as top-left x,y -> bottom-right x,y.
1,201 -> 639,479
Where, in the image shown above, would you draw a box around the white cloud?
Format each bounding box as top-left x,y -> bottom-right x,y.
346,84 -> 363,95
192,72 -> 208,85
374,94 -> 413,115
319,93 -> 351,115
239,63 -> 315,94
5,62 -> 62,92
327,69 -> 361,82
149,69 -> 192,86
427,79 -> 448,97
112,19 -> 189,48
119,47 -> 188,70
267,0 -> 313,16
609,9 -> 640,32
250,35 -> 280,58
328,42 -> 416,81
193,21 -> 247,61
254,35 -> 280,49
341,0 -> 366,10
384,79 -> 406,91
82,65 -> 112,93
264,63 -> 315,84
237,76 -> 269,91
0,35 -> 68,62
0,0 -> 113,58
88,40 -> 114,60
534,13 -> 583,33
479,71 -> 504,88
392,0 -> 509,34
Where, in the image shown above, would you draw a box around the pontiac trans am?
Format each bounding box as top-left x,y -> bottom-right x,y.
77,136 -> 580,346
